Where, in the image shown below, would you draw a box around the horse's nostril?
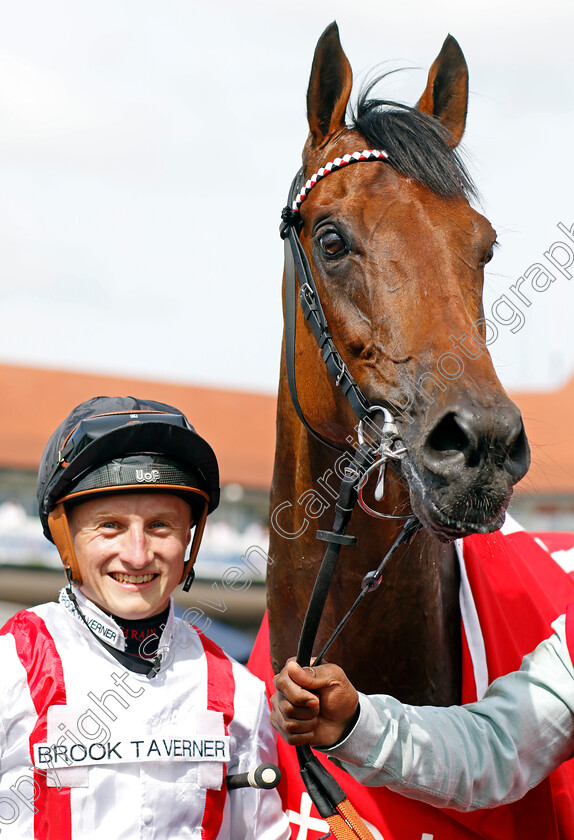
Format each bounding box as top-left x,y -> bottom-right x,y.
504,420 -> 531,481
422,406 -> 530,483
426,412 -> 470,455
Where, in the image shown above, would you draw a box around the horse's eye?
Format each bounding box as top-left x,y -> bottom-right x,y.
482,242 -> 497,267
317,230 -> 347,257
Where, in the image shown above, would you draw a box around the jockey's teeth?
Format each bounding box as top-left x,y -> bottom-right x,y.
112,573 -> 154,584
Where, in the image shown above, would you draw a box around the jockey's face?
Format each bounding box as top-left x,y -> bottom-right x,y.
68,492 -> 192,620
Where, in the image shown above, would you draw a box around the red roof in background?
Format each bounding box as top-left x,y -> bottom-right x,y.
0,363 -> 277,490
511,376 -> 574,496
0,362 -> 572,496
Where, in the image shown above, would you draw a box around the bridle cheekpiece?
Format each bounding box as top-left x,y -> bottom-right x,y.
279,148 -> 419,838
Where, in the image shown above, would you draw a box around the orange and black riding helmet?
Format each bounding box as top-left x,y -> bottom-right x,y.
37,396 -> 220,591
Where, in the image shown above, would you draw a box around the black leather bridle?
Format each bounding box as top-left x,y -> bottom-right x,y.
280,166 -> 380,453
278,157 -> 420,836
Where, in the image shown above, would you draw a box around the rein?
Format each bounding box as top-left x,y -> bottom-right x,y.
279,151 -> 420,838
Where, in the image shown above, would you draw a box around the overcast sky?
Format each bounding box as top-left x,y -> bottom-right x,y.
0,0 -> 573,395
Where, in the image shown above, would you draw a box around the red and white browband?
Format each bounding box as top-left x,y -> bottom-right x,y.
292,149 -> 389,212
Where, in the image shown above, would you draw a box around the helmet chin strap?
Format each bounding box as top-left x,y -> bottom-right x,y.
48,499 -> 208,591
48,502 -> 81,583
181,501 -> 208,592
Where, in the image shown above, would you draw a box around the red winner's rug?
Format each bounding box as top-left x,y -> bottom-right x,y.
248,518 -> 574,840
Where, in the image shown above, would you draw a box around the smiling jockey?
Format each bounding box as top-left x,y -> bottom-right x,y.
0,396 -> 289,840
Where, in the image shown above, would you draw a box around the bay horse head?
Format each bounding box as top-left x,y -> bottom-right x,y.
284,23 -> 529,541
268,24 -> 530,701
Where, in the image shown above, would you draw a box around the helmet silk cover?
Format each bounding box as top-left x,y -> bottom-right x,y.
37,396 -> 220,589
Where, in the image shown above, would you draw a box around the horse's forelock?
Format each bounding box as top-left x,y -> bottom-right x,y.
350,78 -> 478,202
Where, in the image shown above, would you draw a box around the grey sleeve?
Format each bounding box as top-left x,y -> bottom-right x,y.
321,614 -> 574,811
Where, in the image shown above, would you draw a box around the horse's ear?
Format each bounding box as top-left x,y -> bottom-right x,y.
306,22 -> 353,148
417,35 -> 468,148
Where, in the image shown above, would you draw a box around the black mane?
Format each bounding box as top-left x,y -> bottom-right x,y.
350,78 -> 477,201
